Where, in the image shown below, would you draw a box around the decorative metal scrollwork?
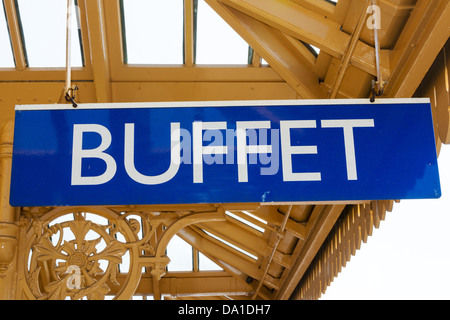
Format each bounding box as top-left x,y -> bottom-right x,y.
22,208 -> 144,300
19,206 -> 225,300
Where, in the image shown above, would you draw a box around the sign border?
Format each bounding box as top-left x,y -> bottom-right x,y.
15,98 -> 431,111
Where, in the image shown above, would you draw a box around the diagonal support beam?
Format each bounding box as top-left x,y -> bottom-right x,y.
253,206 -> 308,240
3,0 -> 27,70
384,0 -> 450,98
178,224 -> 281,291
184,0 -> 195,67
205,0 -> 326,98
218,0 -> 390,79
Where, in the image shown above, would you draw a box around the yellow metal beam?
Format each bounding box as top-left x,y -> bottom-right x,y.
3,0 -> 26,70
253,206 -> 308,240
196,221 -> 267,261
385,0 -> 450,98
107,272 -> 250,297
218,0 -> 390,79
289,0 -> 336,19
178,224 -> 282,291
184,0 -> 195,67
83,0 -> 112,102
0,82 -> 96,123
110,81 -> 297,102
206,0 -> 326,98
342,0 -> 415,49
328,0 -> 371,98
0,81 -> 297,124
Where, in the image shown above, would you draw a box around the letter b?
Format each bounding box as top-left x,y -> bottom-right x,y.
71,124 -> 117,185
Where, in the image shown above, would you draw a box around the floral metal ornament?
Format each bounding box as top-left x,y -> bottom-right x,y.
26,212 -> 129,300
19,206 -> 225,300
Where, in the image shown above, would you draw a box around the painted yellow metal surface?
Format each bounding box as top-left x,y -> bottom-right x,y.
0,0 -> 449,300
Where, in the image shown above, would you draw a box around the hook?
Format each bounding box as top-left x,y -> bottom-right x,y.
370,79 -> 386,103
65,85 -> 79,108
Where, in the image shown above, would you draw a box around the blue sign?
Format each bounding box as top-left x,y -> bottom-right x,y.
10,99 -> 441,207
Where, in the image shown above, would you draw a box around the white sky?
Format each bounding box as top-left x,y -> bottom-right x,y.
1,0 -> 449,300
123,0 -> 249,65
14,0 -> 82,67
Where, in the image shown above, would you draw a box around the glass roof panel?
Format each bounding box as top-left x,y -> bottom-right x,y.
204,230 -> 257,260
121,0 -> 183,65
167,235 -> 194,272
16,0 -> 83,68
196,0 -> 249,65
0,0 -> 15,67
199,252 -> 223,271
226,211 -> 265,233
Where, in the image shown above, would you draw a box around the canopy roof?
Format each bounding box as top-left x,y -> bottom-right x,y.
0,0 -> 448,300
